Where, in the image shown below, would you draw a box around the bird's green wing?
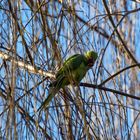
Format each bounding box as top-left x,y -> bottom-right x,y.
56,54 -> 86,78
63,54 -> 81,65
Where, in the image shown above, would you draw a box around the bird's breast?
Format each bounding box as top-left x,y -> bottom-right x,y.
70,63 -> 88,83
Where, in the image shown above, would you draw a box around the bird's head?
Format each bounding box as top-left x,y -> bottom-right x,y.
85,51 -> 98,67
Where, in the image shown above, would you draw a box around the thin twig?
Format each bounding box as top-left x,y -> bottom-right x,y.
100,63 -> 140,86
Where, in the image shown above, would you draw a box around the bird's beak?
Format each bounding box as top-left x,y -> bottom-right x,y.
88,58 -> 94,67
88,63 -> 93,67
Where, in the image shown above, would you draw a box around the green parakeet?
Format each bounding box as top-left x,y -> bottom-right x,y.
37,51 -> 98,112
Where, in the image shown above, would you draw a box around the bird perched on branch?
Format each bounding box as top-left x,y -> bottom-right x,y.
37,51 -> 98,112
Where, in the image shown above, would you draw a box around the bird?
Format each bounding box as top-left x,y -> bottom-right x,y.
37,51 -> 98,112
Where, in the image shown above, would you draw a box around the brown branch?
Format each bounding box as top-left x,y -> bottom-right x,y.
0,51 -> 55,78
80,83 -> 140,100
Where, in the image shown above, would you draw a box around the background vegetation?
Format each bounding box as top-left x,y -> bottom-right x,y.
0,0 -> 140,139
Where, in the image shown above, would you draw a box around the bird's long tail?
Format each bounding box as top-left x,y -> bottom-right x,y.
37,88 -> 58,112
37,77 -> 64,112
49,77 -> 64,89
